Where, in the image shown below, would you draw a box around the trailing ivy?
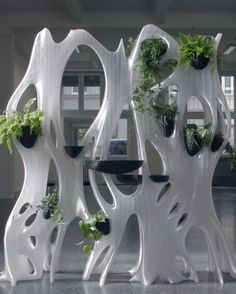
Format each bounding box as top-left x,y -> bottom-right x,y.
131,37 -> 177,116
132,38 -> 168,113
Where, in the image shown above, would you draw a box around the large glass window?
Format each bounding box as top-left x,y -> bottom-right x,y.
84,75 -> 101,110
62,76 -> 79,110
221,76 -> 234,111
62,72 -> 130,157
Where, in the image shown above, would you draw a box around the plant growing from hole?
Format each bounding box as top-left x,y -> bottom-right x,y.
184,123 -> 212,147
224,141 -> 236,170
37,187 -> 64,223
131,37 -> 177,113
78,211 -> 110,254
151,102 -> 177,119
0,98 -> 43,153
177,34 -> 215,72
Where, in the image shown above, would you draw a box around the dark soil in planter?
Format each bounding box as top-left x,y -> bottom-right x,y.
184,135 -> 203,156
64,146 -> 84,158
95,218 -> 110,236
211,135 -> 224,152
191,54 -> 209,70
19,126 -> 37,148
43,208 -> 51,220
156,116 -> 175,137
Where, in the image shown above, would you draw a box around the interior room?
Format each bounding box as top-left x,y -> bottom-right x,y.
0,0 -> 236,293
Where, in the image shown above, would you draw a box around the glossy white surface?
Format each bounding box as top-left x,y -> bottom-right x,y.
0,24 -> 235,287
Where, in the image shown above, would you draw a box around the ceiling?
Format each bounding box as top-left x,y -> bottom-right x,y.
0,0 -> 235,65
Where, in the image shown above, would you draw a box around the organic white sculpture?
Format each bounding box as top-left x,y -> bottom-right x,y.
0,24 -> 235,287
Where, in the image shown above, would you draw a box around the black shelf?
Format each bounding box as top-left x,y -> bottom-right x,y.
116,174 -> 169,184
64,146 -> 84,158
86,160 -> 143,175
149,175 -> 169,182
116,174 -> 142,185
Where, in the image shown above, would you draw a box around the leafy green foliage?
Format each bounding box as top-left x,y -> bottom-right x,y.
151,102 -> 177,119
177,34 -> 215,72
225,141 -> 236,170
0,98 -> 43,153
126,36 -> 137,56
184,123 -> 212,147
132,38 -> 170,113
78,211 -> 107,254
37,187 -> 64,223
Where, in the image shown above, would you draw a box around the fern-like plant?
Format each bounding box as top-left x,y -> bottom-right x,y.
0,98 -> 43,153
177,34 -> 215,72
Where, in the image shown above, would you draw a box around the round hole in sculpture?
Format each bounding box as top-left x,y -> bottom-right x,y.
184,97 -> 206,156
47,159 -> 58,191
19,202 -> 31,214
29,236 -> 37,248
111,214 -> 140,272
48,253 -> 52,266
176,256 -> 190,278
19,255 -> 35,275
61,45 -> 105,159
50,120 -> 57,148
25,213 -> 37,227
177,213 -> 188,229
157,183 -> 171,203
97,176 -> 114,205
185,227 -> 209,271
50,226 -> 59,244
211,106 -> 226,152
16,85 -> 40,149
152,87 -> 177,138
169,202 -> 180,217
26,258 -> 35,275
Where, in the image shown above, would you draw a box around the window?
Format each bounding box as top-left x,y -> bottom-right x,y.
62,72 -> 131,157
62,76 -> 79,110
109,119 -> 128,156
221,76 -> 234,110
84,75 -> 101,110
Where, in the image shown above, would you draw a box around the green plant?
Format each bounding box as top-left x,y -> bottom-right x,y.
132,38 -> 169,113
225,141 -> 236,170
184,123 -> 212,147
78,211 -> 108,254
151,102 -> 177,119
177,34 -> 215,72
0,98 -> 43,153
37,187 -> 64,223
126,36 -> 137,56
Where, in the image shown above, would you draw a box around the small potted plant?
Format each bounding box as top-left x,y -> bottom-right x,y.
0,98 -> 43,153
78,211 -> 110,254
151,102 -> 177,137
184,123 -> 212,156
37,187 -> 64,223
225,141 -> 236,169
211,131 -> 224,152
177,34 -> 215,72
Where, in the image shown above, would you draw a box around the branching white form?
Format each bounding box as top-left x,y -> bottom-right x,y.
0,25 -> 235,287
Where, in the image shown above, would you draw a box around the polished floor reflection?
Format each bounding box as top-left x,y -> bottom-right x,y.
1,187 -> 236,294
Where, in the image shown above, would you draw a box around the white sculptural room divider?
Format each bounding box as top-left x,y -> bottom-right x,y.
0,24 -> 235,287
